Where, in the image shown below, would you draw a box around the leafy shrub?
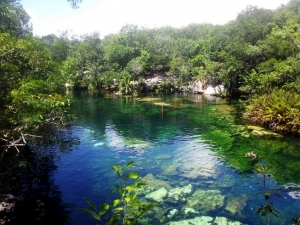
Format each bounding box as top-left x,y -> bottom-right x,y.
244,89 -> 300,135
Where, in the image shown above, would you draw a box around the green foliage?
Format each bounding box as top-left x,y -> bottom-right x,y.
118,71 -> 134,95
80,161 -> 157,225
244,89 -> 300,135
157,80 -> 174,92
254,163 -> 282,225
0,0 -> 32,36
7,79 -> 70,133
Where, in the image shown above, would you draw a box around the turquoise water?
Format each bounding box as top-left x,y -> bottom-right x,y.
53,91 -> 300,225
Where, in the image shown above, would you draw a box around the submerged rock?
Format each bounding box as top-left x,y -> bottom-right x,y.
215,174 -> 236,188
167,208 -> 178,219
245,125 -> 283,138
214,216 -> 246,225
145,187 -> 168,202
167,216 -> 214,225
161,162 -> 179,176
142,174 -> 172,193
187,189 -> 225,213
225,194 -> 247,216
167,184 -> 193,204
183,207 -> 198,216
166,216 -> 246,225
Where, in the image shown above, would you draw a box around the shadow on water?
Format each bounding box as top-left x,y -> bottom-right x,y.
0,132 -> 81,225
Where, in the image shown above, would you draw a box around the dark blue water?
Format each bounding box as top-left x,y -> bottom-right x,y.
53,91 -> 300,225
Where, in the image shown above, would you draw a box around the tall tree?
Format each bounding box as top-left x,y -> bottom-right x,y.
0,0 -> 32,36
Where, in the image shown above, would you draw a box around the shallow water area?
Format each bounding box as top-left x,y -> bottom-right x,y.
53,91 -> 300,225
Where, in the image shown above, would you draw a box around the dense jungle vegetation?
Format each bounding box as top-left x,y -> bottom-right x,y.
1,0 -> 300,222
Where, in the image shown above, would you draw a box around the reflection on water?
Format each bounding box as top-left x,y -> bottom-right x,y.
53,91 -> 300,225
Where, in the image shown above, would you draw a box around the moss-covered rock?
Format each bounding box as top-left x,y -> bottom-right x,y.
187,189 -> 225,213
224,194 -> 247,216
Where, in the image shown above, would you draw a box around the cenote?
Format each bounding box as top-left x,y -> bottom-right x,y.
52,91 -> 300,225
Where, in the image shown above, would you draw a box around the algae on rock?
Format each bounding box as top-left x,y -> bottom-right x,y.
187,189 -> 225,213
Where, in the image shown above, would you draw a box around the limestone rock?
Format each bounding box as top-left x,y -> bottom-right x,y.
167,184 -> 193,203
142,174 -> 172,193
214,216 -> 246,225
183,207 -> 198,216
167,208 -> 178,219
167,216 -> 214,225
225,194 -> 247,216
145,187 -> 168,202
187,189 -> 225,213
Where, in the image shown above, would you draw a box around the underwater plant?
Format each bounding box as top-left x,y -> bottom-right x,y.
79,161 -> 157,224
254,163 -> 280,225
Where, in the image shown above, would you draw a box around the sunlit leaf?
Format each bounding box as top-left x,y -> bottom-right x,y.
127,172 -> 139,179
111,165 -> 119,172
113,207 -> 123,211
98,203 -> 109,216
126,185 -> 136,193
112,199 -> 122,207
126,161 -> 134,169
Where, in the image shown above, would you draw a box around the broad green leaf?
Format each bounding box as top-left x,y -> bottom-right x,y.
132,192 -> 138,200
78,208 -> 100,220
113,207 -> 123,211
112,199 -> 121,207
125,196 -> 131,203
126,161 -> 134,169
127,172 -> 139,179
111,165 -> 119,172
98,203 -> 109,216
125,185 -> 136,193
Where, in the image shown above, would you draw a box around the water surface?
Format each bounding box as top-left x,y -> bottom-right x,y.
53,91 -> 300,225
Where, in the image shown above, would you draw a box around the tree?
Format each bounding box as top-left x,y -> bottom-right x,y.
67,0 -> 82,8
0,0 -> 32,36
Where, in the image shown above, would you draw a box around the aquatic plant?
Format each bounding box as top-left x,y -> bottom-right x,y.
254,163 -> 280,225
80,161 -> 157,224
254,162 -> 300,225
